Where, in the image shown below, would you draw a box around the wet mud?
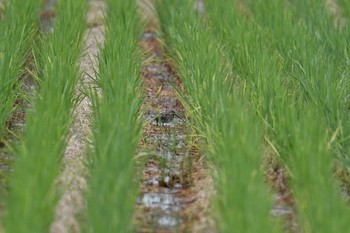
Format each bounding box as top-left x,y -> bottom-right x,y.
136,29 -> 191,232
135,25 -> 214,232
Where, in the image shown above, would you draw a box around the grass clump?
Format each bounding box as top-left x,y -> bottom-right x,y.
0,0 -> 40,138
4,0 -> 86,232
155,0 -> 281,232
84,1 -> 142,232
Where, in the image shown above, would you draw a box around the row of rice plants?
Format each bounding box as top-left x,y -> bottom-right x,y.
287,0 -> 350,178
4,0 -> 86,232
155,0 -> 281,232
84,1 -> 142,232
205,0 -> 350,231
0,0 -> 40,138
247,0 -> 350,166
245,0 -> 350,194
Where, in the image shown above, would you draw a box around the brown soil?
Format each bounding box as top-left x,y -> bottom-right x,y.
50,1 -> 106,233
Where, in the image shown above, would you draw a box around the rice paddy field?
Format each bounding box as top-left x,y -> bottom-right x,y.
0,0 -> 349,232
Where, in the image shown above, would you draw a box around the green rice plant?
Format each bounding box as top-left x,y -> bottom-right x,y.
211,98 -> 282,233
286,106 -> 350,232
155,0 -> 281,232
244,0 -> 350,195
4,0 -> 86,232
84,1 -> 142,232
337,0 -> 350,19
279,0 -> 350,220
286,0 -> 350,166
204,0 -> 290,160
0,0 -> 40,138
245,0 -> 350,163
205,0 -> 350,231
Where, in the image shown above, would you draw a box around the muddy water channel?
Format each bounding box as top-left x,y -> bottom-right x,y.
135,30 -> 211,232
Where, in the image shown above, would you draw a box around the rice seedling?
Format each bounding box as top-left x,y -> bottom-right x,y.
0,0 -> 40,138
286,106 -> 349,232
244,0 -> 350,193
84,1 -> 142,232
245,0 -> 350,162
204,0 -> 350,231
155,0 -> 281,232
286,0 -> 350,168
4,0 -> 86,232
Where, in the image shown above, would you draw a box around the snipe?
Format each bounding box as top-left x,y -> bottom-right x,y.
154,110 -> 178,125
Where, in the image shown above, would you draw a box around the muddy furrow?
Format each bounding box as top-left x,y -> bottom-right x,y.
50,1 -> 106,232
135,2 -> 214,232
263,150 -> 298,232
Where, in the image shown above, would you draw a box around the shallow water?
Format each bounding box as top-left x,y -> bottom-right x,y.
136,30 -> 195,232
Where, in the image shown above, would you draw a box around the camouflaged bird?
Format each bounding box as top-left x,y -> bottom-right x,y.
154,110 -> 178,125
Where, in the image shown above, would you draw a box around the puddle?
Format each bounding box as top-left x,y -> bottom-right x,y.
138,193 -> 182,212
157,215 -> 179,227
271,207 -> 293,216
144,114 -> 187,128
341,187 -> 350,202
136,29 -> 195,232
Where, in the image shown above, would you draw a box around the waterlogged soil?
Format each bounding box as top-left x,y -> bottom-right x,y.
134,26 -> 214,232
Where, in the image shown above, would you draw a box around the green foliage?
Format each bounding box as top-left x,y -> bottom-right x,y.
288,108 -> 349,232
4,0 -> 86,232
84,1 -> 142,232
205,0 -> 350,232
155,0 -> 281,232
246,0 -> 350,161
337,0 -> 350,19
0,0 -> 40,138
